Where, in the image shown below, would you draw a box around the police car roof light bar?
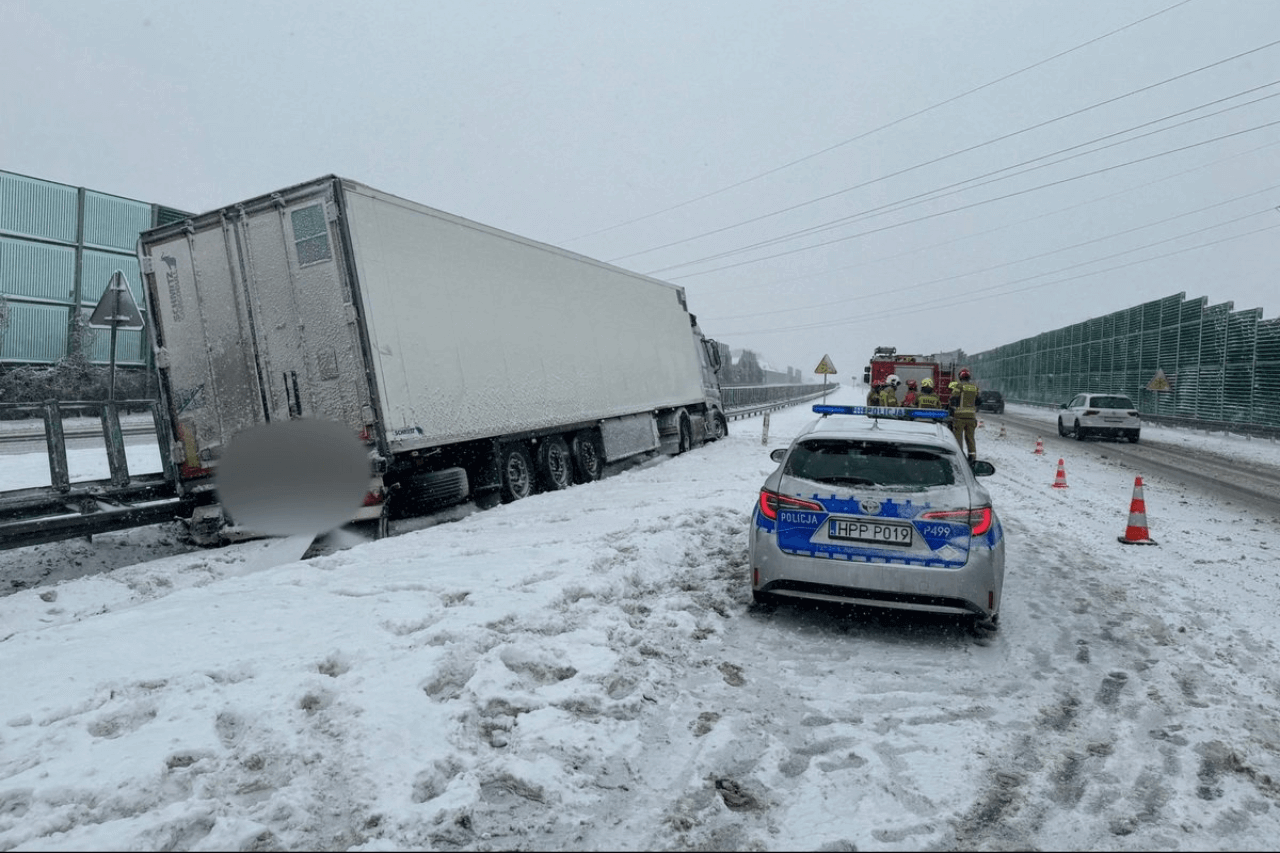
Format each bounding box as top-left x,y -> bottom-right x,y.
812,404 -> 949,420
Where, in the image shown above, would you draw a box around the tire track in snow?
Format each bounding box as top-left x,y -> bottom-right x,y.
949,509 -> 1280,850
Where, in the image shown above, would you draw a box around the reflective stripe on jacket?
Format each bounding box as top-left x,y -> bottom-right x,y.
952,382 -> 979,416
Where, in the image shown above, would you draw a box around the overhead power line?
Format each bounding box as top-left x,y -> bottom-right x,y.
556,0 -> 1194,246
710,188 -> 1280,322
710,219 -> 1280,338
651,83 -> 1280,273
695,137 -> 1280,298
653,116 -> 1280,280
617,36 -> 1280,268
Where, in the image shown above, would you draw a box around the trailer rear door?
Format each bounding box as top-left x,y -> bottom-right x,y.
142,180 -> 372,481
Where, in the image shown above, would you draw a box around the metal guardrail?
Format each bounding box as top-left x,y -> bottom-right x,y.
1137,413 -> 1280,441
0,399 -> 184,551
0,383 -> 841,551
722,383 -> 841,420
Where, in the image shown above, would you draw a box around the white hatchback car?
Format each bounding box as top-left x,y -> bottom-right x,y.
1057,393 -> 1141,443
750,405 -> 1005,628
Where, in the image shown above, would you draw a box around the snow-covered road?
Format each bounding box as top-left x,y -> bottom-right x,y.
2,386 -> 1280,851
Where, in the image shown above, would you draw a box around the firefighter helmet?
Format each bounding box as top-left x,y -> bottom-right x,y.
921,377 -> 934,390
959,367 -> 972,380
887,374 -> 901,388
906,379 -> 917,389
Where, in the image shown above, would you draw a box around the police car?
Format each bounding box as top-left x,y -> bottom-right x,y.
750,404 -> 1005,628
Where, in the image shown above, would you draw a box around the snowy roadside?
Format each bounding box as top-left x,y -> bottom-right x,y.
1,389 -> 1279,851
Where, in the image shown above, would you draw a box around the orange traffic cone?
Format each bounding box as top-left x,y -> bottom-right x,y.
978,420 -> 985,429
998,425 -> 1007,438
1051,458 -> 1068,488
1033,436 -> 1044,455
1118,476 -> 1158,545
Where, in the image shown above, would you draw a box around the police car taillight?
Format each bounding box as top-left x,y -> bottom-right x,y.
758,489 -> 824,521
920,506 -> 992,535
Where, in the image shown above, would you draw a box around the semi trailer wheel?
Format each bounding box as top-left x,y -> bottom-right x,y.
499,444 -> 535,502
537,435 -> 574,491
571,431 -> 604,483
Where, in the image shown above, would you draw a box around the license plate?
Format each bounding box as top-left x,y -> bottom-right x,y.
828,517 -> 913,546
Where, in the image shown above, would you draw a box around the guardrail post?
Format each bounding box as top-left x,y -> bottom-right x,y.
148,401 -> 177,481
42,400 -> 71,493
100,401 -> 131,488
762,413 -> 770,445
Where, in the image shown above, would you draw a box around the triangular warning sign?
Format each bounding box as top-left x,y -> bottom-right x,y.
814,354 -> 837,375
88,271 -> 145,330
1146,368 -> 1172,392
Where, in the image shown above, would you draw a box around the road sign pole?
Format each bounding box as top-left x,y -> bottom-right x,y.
108,285 -> 119,402
89,271 -> 146,402
813,354 -> 838,400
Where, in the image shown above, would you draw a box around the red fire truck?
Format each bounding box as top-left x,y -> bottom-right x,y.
863,346 -> 958,408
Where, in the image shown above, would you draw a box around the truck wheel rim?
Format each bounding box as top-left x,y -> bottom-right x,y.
575,437 -> 602,481
507,454 -> 532,498
543,440 -> 572,489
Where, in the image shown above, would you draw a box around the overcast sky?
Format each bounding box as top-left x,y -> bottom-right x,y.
4,0 -> 1278,379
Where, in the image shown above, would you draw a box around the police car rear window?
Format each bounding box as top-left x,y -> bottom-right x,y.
786,439 -> 956,488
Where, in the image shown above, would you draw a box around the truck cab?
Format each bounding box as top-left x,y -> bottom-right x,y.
689,315 -> 728,442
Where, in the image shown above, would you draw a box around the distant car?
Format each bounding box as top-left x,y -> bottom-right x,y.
1057,393 -> 1140,442
749,404 -> 1005,628
976,390 -> 1005,414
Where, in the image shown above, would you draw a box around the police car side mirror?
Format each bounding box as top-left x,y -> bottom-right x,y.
971,459 -> 996,476
770,448 -> 787,463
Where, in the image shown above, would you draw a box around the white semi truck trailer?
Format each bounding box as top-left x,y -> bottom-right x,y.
137,175 -> 727,541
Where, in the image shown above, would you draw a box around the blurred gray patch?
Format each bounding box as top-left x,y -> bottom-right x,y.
216,418 -> 370,537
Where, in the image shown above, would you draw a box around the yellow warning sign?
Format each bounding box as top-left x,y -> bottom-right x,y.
1146,368 -> 1172,391
814,354 -> 838,375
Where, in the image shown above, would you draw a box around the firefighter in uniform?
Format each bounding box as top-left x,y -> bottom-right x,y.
866,380 -> 883,407
901,379 -> 919,408
881,374 -> 901,407
949,367 -> 980,464
916,377 -> 941,409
